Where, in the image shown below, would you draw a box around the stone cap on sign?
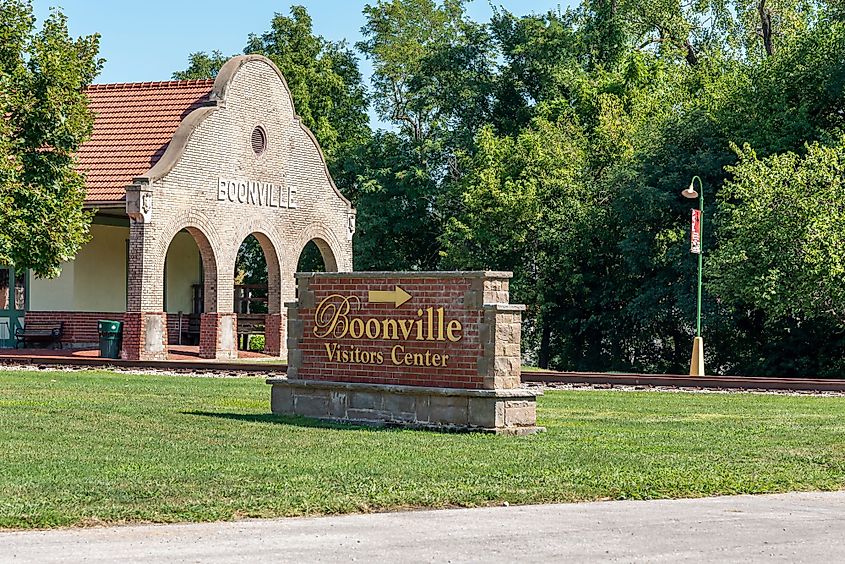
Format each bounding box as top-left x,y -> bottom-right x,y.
484,303 -> 527,312
294,270 -> 513,279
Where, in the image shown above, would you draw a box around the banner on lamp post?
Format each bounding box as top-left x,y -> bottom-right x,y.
690,209 -> 701,254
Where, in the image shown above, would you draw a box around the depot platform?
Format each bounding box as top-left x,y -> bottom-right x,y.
0,345 -> 286,372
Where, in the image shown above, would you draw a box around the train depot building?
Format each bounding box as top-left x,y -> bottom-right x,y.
0,55 -> 355,360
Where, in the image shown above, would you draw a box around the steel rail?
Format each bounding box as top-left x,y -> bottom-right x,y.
522,371 -> 845,392
3,353 -> 845,392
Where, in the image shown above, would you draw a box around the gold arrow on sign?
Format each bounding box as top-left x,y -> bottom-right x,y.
368,286 -> 412,307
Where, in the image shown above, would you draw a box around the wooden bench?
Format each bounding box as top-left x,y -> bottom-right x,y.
15,321 -> 64,349
237,314 -> 266,350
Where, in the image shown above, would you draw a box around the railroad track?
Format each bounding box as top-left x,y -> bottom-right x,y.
3,353 -> 844,392
521,371 -> 845,392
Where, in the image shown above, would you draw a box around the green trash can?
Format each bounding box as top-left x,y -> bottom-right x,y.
98,320 -> 123,359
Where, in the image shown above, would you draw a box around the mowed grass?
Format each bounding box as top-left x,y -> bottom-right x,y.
1,370 -> 844,529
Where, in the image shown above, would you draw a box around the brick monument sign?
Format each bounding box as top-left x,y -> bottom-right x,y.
267,271 -> 543,434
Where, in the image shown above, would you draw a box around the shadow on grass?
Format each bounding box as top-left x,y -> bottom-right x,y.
182,410 -> 380,431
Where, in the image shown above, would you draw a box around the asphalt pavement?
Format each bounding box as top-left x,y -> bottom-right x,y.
2,491 -> 844,563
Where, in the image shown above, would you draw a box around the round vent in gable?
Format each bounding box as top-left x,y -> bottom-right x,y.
251,126 -> 267,155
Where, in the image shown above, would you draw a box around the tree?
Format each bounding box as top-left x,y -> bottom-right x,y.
348,130 -> 444,270
353,0 -> 497,270
710,141 -> 845,327
440,116 -> 595,367
171,50 -> 228,80
359,0 -> 494,144
0,1 -> 102,277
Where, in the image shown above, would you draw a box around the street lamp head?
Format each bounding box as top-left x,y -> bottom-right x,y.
681,182 -> 699,199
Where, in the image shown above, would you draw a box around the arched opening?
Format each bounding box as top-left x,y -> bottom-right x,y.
163,227 -> 217,349
234,233 -> 282,353
235,235 -> 267,352
297,238 -> 337,273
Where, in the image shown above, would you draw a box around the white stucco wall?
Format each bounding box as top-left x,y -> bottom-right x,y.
29,261 -> 75,311
29,223 -> 129,312
29,224 -> 202,314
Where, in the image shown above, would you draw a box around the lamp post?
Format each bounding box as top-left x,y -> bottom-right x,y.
681,176 -> 704,376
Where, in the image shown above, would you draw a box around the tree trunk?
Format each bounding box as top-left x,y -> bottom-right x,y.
538,320 -> 551,369
758,1 -> 775,56
684,39 -> 699,66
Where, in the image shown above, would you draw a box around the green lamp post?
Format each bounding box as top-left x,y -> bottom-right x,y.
681,176 -> 704,376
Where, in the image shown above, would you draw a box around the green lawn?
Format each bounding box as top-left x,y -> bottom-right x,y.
1,369 -> 844,529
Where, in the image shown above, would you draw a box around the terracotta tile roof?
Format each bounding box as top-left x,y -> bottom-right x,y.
78,79 -> 215,203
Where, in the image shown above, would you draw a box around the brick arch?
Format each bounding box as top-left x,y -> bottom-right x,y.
291,224 -> 349,275
155,211 -> 224,313
231,222 -> 285,315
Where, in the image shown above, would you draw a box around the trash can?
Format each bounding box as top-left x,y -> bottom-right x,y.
98,320 -> 123,359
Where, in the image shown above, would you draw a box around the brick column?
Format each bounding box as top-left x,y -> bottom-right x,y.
199,313 -> 238,360
121,312 -> 168,361
264,313 -> 287,358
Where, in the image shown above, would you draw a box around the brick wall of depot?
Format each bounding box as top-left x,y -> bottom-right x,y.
288,272 -> 524,390
23,311 -> 125,346
23,311 -> 194,347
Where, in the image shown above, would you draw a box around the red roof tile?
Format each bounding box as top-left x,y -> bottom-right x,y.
78,79 -> 215,203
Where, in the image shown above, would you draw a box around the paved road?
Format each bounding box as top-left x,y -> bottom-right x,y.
2,491 -> 844,563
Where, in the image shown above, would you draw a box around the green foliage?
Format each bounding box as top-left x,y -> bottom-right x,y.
711,141 -> 845,325
297,240 -> 326,273
440,116 -> 595,365
345,131 -> 444,270
0,0 -> 101,277
235,235 -> 267,286
171,50 -> 228,80
173,1 -> 845,375
247,334 -> 265,352
359,0 -> 495,143
357,1 -> 845,375
351,0 -> 498,270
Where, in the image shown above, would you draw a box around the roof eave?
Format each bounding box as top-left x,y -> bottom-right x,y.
84,199 -> 126,210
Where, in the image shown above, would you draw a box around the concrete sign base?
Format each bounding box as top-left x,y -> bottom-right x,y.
268,378 -> 544,435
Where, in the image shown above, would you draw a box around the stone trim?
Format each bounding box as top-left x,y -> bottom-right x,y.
133,106 -> 218,184
199,313 -> 238,360
265,377 -> 542,398
121,312 -> 168,361
294,271 -> 513,280
268,378 -> 543,435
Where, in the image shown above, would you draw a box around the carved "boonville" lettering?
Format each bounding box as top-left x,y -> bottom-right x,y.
216,177 -> 297,209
